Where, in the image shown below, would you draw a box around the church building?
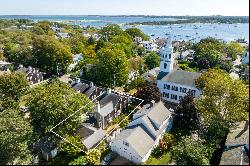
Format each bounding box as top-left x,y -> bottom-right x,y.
157,35 -> 201,104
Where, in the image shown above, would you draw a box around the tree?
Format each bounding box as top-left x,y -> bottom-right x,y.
99,24 -> 126,41
69,156 -> 88,165
27,79 -> 93,134
135,83 -> 161,104
192,37 -> 225,69
218,60 -> 233,73
225,41 -> 244,61
32,35 -> 72,75
0,109 -> 33,165
86,149 -> 102,165
172,136 -> 212,165
125,28 -> 149,41
89,47 -> 129,87
145,52 -> 160,70
3,43 -> 33,66
83,44 -> 96,58
0,71 -> 29,101
60,134 -> 85,156
195,68 -> 249,128
173,93 -> 199,134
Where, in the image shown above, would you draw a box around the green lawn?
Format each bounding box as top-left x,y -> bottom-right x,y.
143,152 -> 172,165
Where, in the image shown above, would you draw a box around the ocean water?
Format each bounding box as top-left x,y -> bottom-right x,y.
0,15 -> 249,42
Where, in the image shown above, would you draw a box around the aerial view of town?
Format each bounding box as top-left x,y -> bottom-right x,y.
0,0 -> 249,165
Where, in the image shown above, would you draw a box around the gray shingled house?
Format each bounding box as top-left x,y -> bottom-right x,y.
17,65 -> 45,85
94,89 -> 129,129
111,101 -> 173,164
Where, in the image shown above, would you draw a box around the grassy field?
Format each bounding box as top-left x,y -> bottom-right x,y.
143,152 -> 172,165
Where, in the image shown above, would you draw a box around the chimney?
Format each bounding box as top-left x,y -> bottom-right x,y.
151,100 -> 155,107
76,78 -> 80,84
106,88 -> 112,94
90,82 -> 94,87
28,66 -> 32,71
95,102 -> 101,112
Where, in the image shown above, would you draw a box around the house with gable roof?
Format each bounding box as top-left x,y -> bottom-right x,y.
110,101 -> 173,164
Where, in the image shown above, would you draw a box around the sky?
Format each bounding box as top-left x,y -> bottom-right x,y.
0,0 -> 249,16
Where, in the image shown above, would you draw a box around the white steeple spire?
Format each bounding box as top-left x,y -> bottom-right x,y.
159,32 -> 174,73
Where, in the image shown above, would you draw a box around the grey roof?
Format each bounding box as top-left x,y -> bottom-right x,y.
99,93 -> 120,108
97,93 -> 121,117
84,86 -> 96,97
143,67 -> 160,77
112,101 -> 172,158
157,71 -> 168,80
98,101 -> 114,117
130,102 -> 171,138
83,130 -> 106,149
159,70 -> 201,87
72,83 -> 89,93
33,135 -> 57,153
77,123 -> 106,149
113,125 -> 155,158
76,123 -> 96,138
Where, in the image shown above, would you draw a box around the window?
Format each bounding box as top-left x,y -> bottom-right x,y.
180,87 -> 187,93
171,94 -> 177,100
171,86 -> 178,91
164,63 -> 167,69
163,92 -> 169,98
169,54 -> 171,59
164,84 -> 170,90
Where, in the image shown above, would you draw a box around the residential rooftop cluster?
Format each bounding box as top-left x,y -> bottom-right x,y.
0,18 -> 249,165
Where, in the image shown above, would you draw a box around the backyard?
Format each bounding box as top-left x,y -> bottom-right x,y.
142,152 -> 172,165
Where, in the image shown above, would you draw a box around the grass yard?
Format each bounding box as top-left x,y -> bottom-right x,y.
143,152 -> 172,165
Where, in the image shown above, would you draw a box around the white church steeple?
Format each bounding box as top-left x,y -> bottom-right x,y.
159,34 -> 175,73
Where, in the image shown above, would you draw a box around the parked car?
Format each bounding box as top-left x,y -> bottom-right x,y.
101,154 -> 111,165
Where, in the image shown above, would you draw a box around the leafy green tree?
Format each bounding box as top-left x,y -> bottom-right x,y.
86,149 -> 102,165
31,21 -> 54,35
125,28 -> 149,41
83,44 -> 96,58
0,71 -> 29,101
87,36 -> 96,45
135,83 -> 161,104
3,43 -> 33,66
32,35 -> 73,75
0,109 -> 33,165
195,68 -> 249,128
172,136 -> 212,165
69,156 -> 88,165
60,134 -> 85,156
62,35 -> 87,54
173,93 -> 199,135
225,41 -> 244,61
218,60 -> 233,73
27,79 -> 93,134
99,24 -> 126,41
89,47 -> 129,87
145,52 -> 160,70
193,37 -> 225,69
